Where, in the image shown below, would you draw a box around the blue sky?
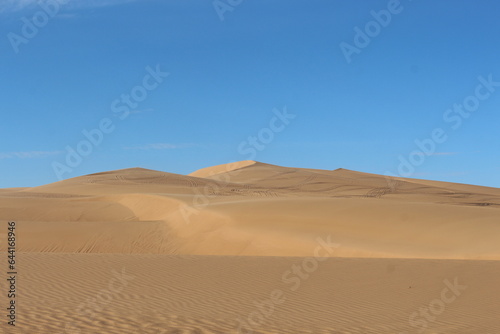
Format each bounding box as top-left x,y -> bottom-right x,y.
1,0 -> 499,188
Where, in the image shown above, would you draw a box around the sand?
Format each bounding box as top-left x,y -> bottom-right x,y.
10,254 -> 500,333
0,161 -> 499,333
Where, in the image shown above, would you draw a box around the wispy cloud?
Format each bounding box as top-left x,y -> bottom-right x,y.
0,0 -> 35,12
55,13 -> 77,19
123,143 -> 196,151
0,150 -> 63,159
414,152 -> 458,157
128,108 -> 153,115
0,0 -> 138,13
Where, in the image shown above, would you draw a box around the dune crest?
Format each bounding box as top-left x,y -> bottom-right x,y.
188,160 -> 258,178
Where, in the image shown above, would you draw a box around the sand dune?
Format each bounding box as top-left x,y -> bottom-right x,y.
2,161 -> 500,333
1,161 -> 499,259
188,160 -> 258,178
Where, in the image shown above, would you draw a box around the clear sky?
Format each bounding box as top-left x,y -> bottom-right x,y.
1,0 -> 499,188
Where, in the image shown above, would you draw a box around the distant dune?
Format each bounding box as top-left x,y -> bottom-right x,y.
1,161 -> 499,259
